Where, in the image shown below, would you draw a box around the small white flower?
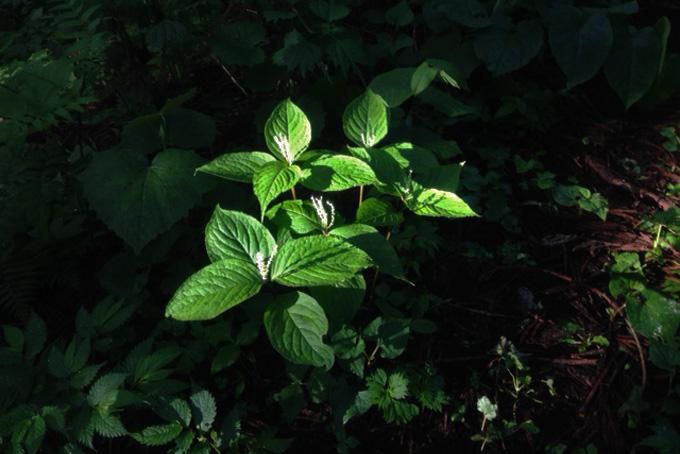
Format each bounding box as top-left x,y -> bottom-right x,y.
273,134 -> 294,164
360,131 -> 376,148
255,244 -> 277,281
310,196 -> 335,231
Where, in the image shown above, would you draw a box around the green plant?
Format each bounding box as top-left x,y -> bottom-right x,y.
164,94 -> 477,369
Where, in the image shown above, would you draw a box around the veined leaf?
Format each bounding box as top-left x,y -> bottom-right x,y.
331,224 -> 404,278
264,291 -> 334,368
356,198 -> 404,227
405,184 -> 478,218
190,390 -> 217,432
80,148 -> 211,253
196,151 -> 275,183
205,207 -> 276,264
301,154 -> 376,191
267,200 -> 323,234
343,90 -> 389,148
627,289 -> 680,342
264,98 -> 312,163
271,235 -> 372,287
253,161 -> 302,216
132,422 -> 182,446
165,260 -> 262,321
411,61 -> 439,96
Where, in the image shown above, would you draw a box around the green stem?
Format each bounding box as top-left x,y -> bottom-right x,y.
358,185 -> 364,207
291,186 -> 297,200
653,224 -> 663,249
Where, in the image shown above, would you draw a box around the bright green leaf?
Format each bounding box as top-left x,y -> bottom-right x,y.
205,207 -> 276,264
196,151 -> 275,183
356,198 -> 404,227
271,235 -> 372,287
331,224 -> 404,278
253,161 -> 302,216
405,183 -> 478,218
301,154 -> 376,191
264,99 -> 312,163
165,260 -> 262,321
343,90 -> 389,148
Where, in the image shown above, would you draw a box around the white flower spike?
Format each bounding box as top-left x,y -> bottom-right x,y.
255,244 -> 277,281
273,134 -> 294,164
310,196 -> 335,232
360,131 -> 376,148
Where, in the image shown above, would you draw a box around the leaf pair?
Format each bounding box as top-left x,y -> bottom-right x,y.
165,208 -> 371,321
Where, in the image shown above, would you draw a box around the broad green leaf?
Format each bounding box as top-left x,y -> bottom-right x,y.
271,235 -> 372,287
80,148 -> 210,253
604,18 -> 670,109
411,62 -> 439,96
474,19 -> 543,75
331,224 -> 404,278
310,276 -> 366,334
205,207 -> 276,264
267,200 -> 323,234
548,8 -> 613,89
356,198 -> 404,227
301,154 -> 376,191
264,99 -> 312,163
253,161 -> 302,216
272,30 -> 322,76
343,90 -> 389,148
369,67 -> 416,107
264,291 -> 334,368
196,151 -> 275,183
417,163 -> 463,193
132,422 -> 182,446
476,396 -> 497,421
627,289 -> 680,342
165,260 -> 262,321
426,0 -> 490,28
190,390 -> 217,432
381,142 -> 440,173
405,184 -> 478,218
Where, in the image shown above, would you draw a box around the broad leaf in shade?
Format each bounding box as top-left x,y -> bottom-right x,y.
627,289 -> 680,342
330,224 -> 405,279
411,61 -> 439,96
270,235 -> 371,287
80,148 -> 211,253
604,18 -> 670,109
342,90 -> 389,148
211,21 -> 266,66
205,207 -> 276,264
121,108 -> 216,151
267,200 -> 322,234
356,198 -> 404,227
196,151 -> 275,183
301,154 -> 376,191
253,161 -> 302,216
548,8 -> 613,89
474,19 -> 543,75
165,259 -> 262,321
310,276 -> 366,334
264,291 -> 334,368
369,67 -> 416,107
405,183 -> 478,218
264,98 -> 312,163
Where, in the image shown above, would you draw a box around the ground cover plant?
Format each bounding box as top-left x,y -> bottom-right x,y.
1,0 -> 679,452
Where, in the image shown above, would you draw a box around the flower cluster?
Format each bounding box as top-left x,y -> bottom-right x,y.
255,244 -> 277,281
360,131 -> 376,148
273,134 -> 294,164
310,196 -> 335,232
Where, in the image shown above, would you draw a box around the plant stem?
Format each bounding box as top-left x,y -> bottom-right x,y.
291,186 -> 297,200
358,185 -> 364,207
